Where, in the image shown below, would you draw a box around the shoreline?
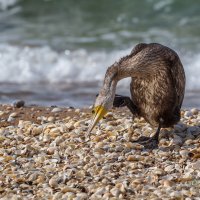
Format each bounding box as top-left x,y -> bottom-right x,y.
1,83 -> 200,109
0,104 -> 200,199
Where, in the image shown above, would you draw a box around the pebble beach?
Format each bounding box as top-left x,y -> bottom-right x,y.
0,104 -> 200,199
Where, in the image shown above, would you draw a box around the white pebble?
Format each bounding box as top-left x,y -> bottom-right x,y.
192,160 -> 200,170
110,187 -> 120,197
179,150 -> 189,158
75,109 -> 81,113
52,192 -> 63,200
51,107 -> 62,112
76,193 -> 88,200
184,111 -> 193,118
94,187 -> 106,196
7,116 -> 15,122
9,112 -> 18,118
0,111 -> 4,116
49,177 -> 58,188
170,191 -> 182,198
48,116 -> 55,122
105,125 -> 114,131
62,192 -> 76,199
191,108 -> 199,115
164,165 -> 174,172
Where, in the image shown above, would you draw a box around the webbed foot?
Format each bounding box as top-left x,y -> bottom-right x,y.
132,123 -> 162,149
132,136 -> 159,149
113,94 -> 138,115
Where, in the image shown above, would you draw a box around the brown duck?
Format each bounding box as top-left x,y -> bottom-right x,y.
87,43 -> 186,149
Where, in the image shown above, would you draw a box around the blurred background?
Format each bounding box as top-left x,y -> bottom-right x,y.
0,0 -> 199,108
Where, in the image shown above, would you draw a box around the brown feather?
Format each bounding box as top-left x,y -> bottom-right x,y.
100,43 -> 185,128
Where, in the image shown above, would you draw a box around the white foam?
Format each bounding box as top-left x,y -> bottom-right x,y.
0,0 -> 18,10
153,0 -> 173,11
0,44 -> 130,84
0,44 -> 199,90
183,53 -> 200,90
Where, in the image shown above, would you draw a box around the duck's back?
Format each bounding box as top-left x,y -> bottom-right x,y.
129,43 -> 185,127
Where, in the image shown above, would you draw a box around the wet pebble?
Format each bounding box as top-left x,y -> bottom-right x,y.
192,160 -> 200,170
7,116 -> 15,122
0,107 -> 200,199
191,108 -> 199,115
51,107 -> 62,112
47,116 -> 55,122
13,100 -> 25,108
49,177 -> 59,188
9,112 -> 18,118
172,135 -> 183,146
179,149 -> 190,158
164,165 -> 174,172
184,111 -> 193,118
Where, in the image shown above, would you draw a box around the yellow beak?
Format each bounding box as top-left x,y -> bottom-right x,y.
87,105 -> 107,135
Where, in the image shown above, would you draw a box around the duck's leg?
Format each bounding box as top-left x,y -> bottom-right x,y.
113,94 -> 138,115
132,123 -> 162,149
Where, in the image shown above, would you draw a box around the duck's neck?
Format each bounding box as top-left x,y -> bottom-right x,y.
99,54 -> 145,104
99,64 -> 118,104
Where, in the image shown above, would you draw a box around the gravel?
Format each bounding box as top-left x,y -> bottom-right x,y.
0,105 -> 200,199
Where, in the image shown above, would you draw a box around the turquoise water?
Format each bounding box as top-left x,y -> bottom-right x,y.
2,0 -> 200,51
0,0 -> 200,107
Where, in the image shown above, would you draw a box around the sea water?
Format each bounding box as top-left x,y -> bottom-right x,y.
0,0 -> 200,108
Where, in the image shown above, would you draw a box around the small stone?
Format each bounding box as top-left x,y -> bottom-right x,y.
61,186 -> 77,193
153,168 -> 164,175
51,107 -> 62,112
185,132 -> 195,140
53,192 -> 63,200
192,160 -> 200,170
187,126 -> 199,136
75,109 -> 81,113
74,121 -> 81,128
102,192 -> 112,199
0,111 -> 4,117
47,147 -> 57,155
127,155 -> 136,161
28,173 -> 38,182
191,108 -> 199,115
179,150 -> 190,158
174,124 -> 187,132
105,112 -> 113,117
47,116 -> 55,122
164,165 -> 174,172
184,111 -> 193,118
32,126 -> 43,136
76,193 -> 88,199
170,191 -> 182,198
9,112 -> 18,118
7,116 -> 15,122
159,133 -> 168,141
105,125 -> 114,131
93,148 -> 105,154
130,143 -> 143,150
172,135 -> 183,146
163,180 -> 173,187
62,192 -> 76,199
13,100 -> 25,108
110,187 -> 120,197
124,142 -> 135,149
116,183 -> 126,193
49,177 -> 58,188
